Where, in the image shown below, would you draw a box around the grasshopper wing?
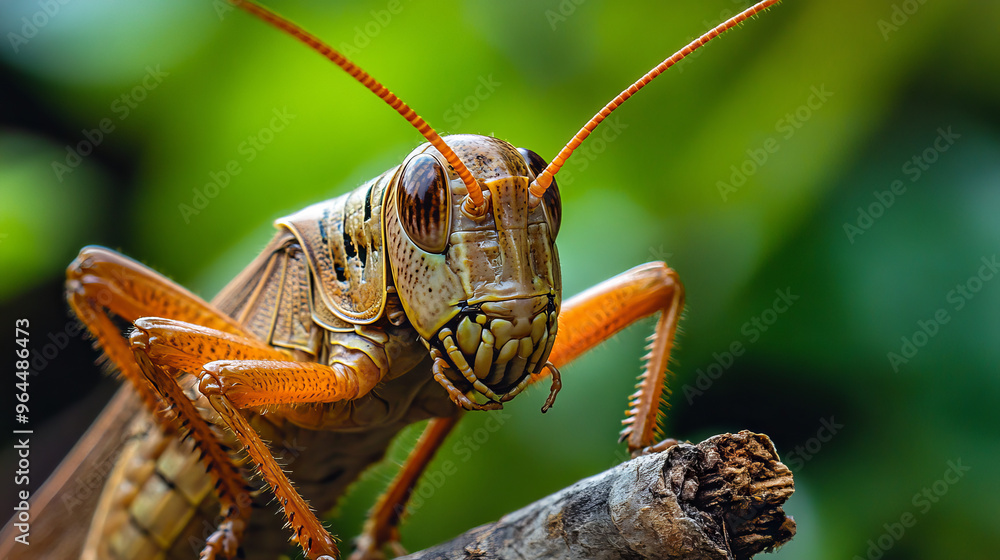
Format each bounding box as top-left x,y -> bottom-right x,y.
0,387 -> 145,559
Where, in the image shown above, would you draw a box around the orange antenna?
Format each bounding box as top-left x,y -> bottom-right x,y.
529,0 -> 782,197
230,0 -> 487,212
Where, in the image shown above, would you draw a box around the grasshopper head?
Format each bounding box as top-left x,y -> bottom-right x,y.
386,134 -> 562,407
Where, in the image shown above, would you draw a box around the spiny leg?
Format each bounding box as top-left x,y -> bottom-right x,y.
130,349 -> 252,560
66,247 -> 258,559
201,361 -> 380,560
67,247 -> 246,335
350,414 -> 463,560
535,261 -> 685,456
352,262 -> 682,558
130,318 -> 388,559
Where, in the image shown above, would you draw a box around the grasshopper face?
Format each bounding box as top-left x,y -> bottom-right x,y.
387,134 -> 562,404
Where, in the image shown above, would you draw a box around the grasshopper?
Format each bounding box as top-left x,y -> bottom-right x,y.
1,1 -> 780,558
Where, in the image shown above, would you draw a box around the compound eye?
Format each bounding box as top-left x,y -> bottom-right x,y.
518,147 -> 562,239
398,153 -> 451,254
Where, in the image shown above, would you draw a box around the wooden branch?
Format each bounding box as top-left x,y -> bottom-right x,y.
398,431 -> 795,560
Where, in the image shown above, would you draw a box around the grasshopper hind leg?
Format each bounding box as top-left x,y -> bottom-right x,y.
127,316 -> 399,559
67,247 -> 258,559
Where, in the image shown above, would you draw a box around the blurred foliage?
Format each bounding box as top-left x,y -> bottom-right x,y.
2,0 -> 998,558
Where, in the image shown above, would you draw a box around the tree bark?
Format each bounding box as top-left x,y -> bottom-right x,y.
399,431 -> 795,560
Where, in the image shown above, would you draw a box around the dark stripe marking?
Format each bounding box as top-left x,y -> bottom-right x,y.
128,511 -> 157,542
154,469 -> 178,492
364,183 -> 374,222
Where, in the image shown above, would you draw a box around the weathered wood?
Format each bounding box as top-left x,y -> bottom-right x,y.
398,431 -> 795,560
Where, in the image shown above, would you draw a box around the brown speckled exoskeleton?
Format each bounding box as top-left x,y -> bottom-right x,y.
0,1 -> 780,559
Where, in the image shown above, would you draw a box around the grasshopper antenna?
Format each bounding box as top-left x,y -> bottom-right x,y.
230,0 -> 488,213
529,0 -> 781,197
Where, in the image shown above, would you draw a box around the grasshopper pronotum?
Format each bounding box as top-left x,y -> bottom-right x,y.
2,1 -> 780,558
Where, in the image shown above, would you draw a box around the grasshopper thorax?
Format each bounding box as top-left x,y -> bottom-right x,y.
386,134 -> 562,406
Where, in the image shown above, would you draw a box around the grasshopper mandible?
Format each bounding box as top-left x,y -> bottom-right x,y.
1,1 -> 780,558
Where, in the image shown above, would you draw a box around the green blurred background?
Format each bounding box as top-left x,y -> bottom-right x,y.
2,0 -> 998,558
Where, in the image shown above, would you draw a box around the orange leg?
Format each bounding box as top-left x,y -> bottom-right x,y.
129,317 -> 389,559
542,261 -> 685,455
350,261 -> 682,559
349,414 -> 463,560
66,247 -> 257,559
68,248 -> 244,416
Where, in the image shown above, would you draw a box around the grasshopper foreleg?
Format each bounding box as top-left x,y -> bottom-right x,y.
353,261 -> 683,559
541,261 -> 685,456
350,415 -> 462,560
